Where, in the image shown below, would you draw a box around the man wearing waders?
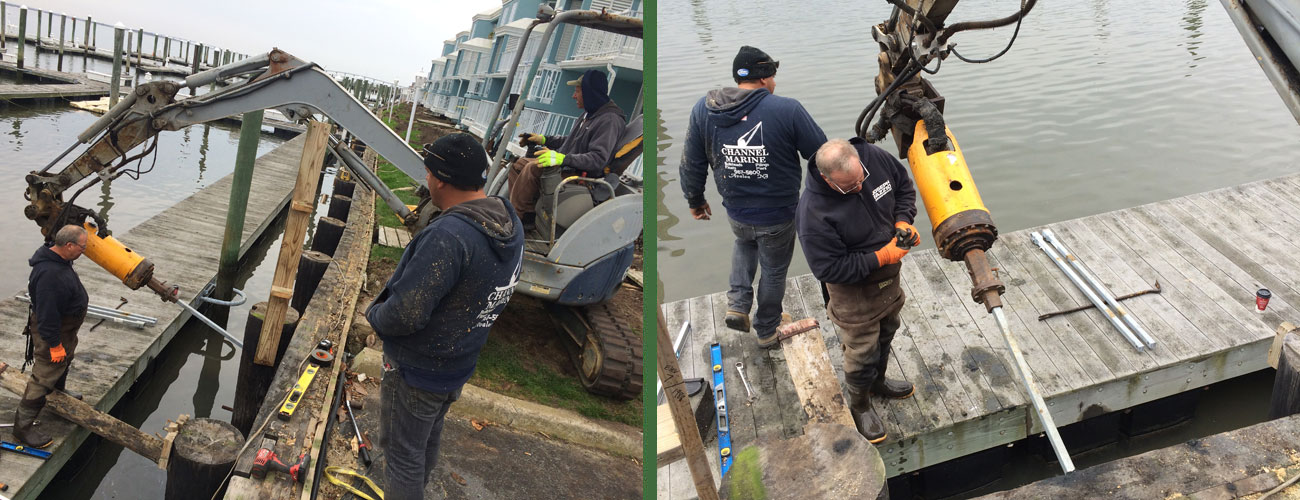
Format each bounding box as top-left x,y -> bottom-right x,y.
679,45 -> 827,348
366,134 -> 524,499
17,224 -> 90,448
796,138 -> 920,443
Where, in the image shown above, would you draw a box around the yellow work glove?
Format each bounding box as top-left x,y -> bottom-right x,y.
518,133 -> 545,147
535,149 -> 565,168
50,344 -> 67,363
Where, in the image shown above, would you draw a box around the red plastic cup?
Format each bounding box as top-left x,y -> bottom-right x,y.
1257,288 -> 1271,312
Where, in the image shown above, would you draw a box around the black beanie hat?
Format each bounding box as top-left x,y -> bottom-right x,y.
423,133 -> 488,188
733,45 -> 778,83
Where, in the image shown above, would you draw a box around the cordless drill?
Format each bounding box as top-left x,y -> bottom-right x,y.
251,448 -> 310,483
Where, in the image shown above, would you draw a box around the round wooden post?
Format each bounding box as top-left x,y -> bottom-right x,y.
16,6 -> 26,70
333,175 -> 356,199
109,23 -> 125,107
231,302 -> 299,435
291,251 -> 331,315
1269,333 -> 1300,419
327,194 -> 352,221
56,13 -> 64,71
83,16 -> 91,55
309,217 -> 346,257
165,418 -> 243,500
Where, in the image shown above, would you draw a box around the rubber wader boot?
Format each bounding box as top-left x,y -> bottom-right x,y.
847,384 -> 887,444
13,403 -> 52,449
871,375 -> 915,399
55,371 -> 83,401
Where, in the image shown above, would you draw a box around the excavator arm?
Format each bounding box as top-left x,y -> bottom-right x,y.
26,49 -> 430,301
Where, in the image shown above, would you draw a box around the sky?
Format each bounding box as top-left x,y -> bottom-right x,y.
26,0 -> 502,85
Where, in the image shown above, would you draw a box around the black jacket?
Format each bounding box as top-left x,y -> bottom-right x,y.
28,245 -> 88,346
796,138 -> 918,284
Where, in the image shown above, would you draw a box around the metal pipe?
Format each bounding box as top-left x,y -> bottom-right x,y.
183,52 -> 270,89
992,306 -> 1074,474
1031,231 -> 1145,351
488,7 -> 563,193
482,19 -> 544,152
175,299 -> 243,349
1041,229 -> 1158,349
328,136 -> 413,223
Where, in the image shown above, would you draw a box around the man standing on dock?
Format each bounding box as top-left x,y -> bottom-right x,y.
796,138 -> 919,444
366,134 -> 524,499
511,68 -> 627,228
16,224 -> 90,449
679,45 -> 827,348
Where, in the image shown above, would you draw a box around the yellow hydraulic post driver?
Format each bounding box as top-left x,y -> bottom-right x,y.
861,0 -> 1078,474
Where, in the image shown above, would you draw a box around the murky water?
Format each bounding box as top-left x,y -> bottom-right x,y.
656,0 -> 1300,303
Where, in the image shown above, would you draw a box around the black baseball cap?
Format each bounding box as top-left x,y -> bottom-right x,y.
733,45 -> 779,82
422,133 -> 488,188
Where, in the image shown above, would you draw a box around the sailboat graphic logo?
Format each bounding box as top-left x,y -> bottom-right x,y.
732,122 -> 764,149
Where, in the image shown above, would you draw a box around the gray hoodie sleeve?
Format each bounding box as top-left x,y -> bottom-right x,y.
560,113 -> 625,176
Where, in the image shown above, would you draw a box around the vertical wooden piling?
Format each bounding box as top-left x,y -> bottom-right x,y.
1,2 -> 6,51
135,27 -> 142,67
33,8 -> 39,52
17,6 -> 28,70
231,303 -> 300,435
83,16 -> 91,55
91,18 -> 96,51
1269,333 -> 1300,419
125,36 -> 133,80
44,10 -> 50,37
333,176 -> 356,199
151,32 -> 157,58
309,217 -> 345,257
110,23 -> 123,106
164,418 -> 242,500
327,194 -> 352,222
163,37 -> 169,61
56,13 -> 64,71
253,121 -> 329,366
291,251 -> 331,315
190,43 -> 202,96
216,110 -> 264,304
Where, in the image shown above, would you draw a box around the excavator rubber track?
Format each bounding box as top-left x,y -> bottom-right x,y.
576,303 -> 643,400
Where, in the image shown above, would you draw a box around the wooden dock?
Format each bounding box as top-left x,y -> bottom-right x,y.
658,172 -> 1300,497
0,61 -> 109,101
0,133 -> 306,499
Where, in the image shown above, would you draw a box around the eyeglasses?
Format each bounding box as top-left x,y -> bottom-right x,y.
827,160 -> 868,195
68,241 -> 87,251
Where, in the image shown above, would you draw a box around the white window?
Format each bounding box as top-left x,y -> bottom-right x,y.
502,2 -> 517,22
528,68 -> 561,105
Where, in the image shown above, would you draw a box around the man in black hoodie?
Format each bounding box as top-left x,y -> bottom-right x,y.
510,69 -> 626,226
366,134 -> 524,499
17,224 -> 90,448
679,46 -> 827,347
796,138 -> 921,444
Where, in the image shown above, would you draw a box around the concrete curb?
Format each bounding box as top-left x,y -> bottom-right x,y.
448,383 -> 642,460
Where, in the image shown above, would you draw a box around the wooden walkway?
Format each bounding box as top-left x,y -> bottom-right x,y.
0,61 -> 108,101
658,172 -> 1300,498
0,133 -> 306,499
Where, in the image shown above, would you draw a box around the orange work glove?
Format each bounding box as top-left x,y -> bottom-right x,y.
894,221 -> 921,248
874,238 -> 910,267
49,344 -> 67,363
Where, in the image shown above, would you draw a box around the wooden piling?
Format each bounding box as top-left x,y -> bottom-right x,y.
1269,333 -> 1300,419
164,418 -> 242,500
135,27 -> 143,67
1,2 -> 6,51
327,194 -> 352,221
57,13 -> 64,71
291,251 -> 331,315
83,16 -> 91,55
333,175 -> 356,199
33,7 -> 39,51
215,110 -> 264,306
151,32 -> 157,58
110,24 -> 123,105
17,6 -> 26,69
45,10 -> 50,37
232,302 -> 300,435
163,37 -> 169,60
190,43 -> 202,96
91,18 -> 96,50
657,309 -> 721,500
309,217 -> 345,257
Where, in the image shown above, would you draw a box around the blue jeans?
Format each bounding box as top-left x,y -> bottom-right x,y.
727,218 -> 797,337
380,362 -> 461,500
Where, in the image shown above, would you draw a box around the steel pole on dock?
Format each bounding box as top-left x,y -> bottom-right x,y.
17,6 -> 26,69
110,23 -> 124,106
56,13 -> 64,71
216,109 -> 264,303
990,306 -> 1075,474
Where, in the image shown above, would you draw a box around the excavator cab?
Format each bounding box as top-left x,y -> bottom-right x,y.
534,116 -> 643,241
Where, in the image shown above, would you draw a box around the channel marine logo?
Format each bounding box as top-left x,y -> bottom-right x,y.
721,122 -> 769,179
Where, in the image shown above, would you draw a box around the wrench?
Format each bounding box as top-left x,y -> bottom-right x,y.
734,361 -> 756,403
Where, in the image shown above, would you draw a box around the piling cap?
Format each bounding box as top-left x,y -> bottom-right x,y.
114,21 -> 124,28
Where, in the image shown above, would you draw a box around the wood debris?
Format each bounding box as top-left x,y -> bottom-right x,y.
451,472 -> 467,486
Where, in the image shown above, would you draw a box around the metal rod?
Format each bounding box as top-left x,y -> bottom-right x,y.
175,299 -> 243,349
1038,281 -> 1161,321
482,19 -> 543,152
1042,229 -> 1158,349
992,306 -> 1075,474
328,136 -> 413,223
1032,231 -> 1145,351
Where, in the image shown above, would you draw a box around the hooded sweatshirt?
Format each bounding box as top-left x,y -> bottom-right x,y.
28,245 -> 88,347
366,196 -> 525,393
679,87 -> 827,225
547,100 -> 627,177
796,138 -> 918,284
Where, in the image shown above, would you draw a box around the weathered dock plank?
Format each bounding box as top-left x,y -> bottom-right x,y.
660,171 -> 1300,493
0,133 -> 304,499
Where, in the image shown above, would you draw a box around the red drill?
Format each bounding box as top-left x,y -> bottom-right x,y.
251,448 -> 310,483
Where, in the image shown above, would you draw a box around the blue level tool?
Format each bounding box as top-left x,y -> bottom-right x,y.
710,342 -> 732,476
1,441 -> 51,459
